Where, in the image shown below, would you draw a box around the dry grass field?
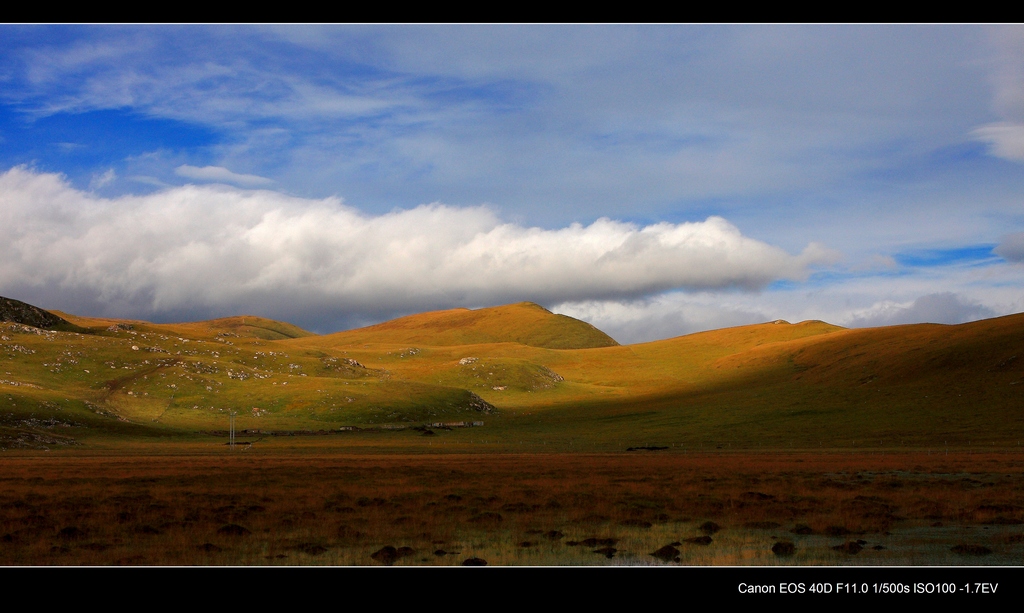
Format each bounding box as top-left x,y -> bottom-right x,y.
2,449 -> 1023,566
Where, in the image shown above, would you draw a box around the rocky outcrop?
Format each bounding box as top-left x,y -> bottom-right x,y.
0,296 -> 72,330
466,392 -> 496,414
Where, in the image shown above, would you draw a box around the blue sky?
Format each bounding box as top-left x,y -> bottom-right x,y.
1,25 -> 1022,341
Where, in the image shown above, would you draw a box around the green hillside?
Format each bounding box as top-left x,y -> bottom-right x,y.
2,296 -> 1023,451
164,316 -> 314,340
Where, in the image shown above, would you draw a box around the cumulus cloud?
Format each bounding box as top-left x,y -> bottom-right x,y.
175,165 -> 273,187
844,292 -> 996,328
0,167 -> 837,329
554,295 -> 773,345
994,232 -> 1024,262
555,270 -> 1024,344
971,123 -> 1024,162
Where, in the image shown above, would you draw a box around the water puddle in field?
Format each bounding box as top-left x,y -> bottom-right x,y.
281,522 -> 1024,566
636,522 -> 1024,566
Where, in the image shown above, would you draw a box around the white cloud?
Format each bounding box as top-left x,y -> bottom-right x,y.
995,232 -> 1024,262
88,168 -> 116,190
844,292 -> 996,327
554,295 -> 773,345
175,165 -> 273,187
971,123 -> 1024,162
0,166 -> 836,327
554,263 -> 1024,343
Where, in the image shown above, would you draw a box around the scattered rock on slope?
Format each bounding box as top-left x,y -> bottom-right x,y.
0,296 -> 72,330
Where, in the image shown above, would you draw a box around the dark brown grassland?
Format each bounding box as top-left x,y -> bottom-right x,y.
3,449 -> 1024,566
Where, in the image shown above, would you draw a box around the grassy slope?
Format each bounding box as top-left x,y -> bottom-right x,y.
512,315 -> 1024,449
287,311 -> 1024,448
0,311 -> 494,447
306,302 -> 619,349
3,301 -> 1023,450
51,312 -> 313,341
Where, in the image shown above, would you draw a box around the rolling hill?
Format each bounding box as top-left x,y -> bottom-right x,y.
307,302 -> 619,349
1,295 -> 1022,450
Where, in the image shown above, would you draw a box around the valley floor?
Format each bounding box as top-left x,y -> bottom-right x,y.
2,445 -> 1023,566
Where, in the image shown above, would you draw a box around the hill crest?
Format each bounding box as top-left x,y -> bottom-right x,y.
163,316 -> 313,340
318,302 -> 620,349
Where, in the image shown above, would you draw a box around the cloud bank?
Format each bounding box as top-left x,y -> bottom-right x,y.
175,165 -> 273,187
0,167 -> 837,330
555,286 -> 1015,345
554,295 -> 774,345
995,232 -> 1024,262
841,292 -> 996,328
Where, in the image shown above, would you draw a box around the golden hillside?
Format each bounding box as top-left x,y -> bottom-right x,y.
4,296 -> 1023,450
308,302 -> 619,349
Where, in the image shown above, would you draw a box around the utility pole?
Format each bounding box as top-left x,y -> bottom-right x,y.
229,411 -> 236,450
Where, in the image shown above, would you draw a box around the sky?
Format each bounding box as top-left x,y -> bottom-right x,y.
1,24 -> 1023,343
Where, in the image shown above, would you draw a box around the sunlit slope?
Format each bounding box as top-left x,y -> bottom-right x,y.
304,302 -> 619,349
752,313 -> 1024,389
157,316 -> 314,341
287,308 -> 841,410
709,314 -> 1024,442
299,312 -> 1024,448
520,314 -> 1024,449
288,319 -> 845,407
544,319 -> 845,391
5,295 -> 1024,450
50,312 -> 313,341
48,311 -> 152,332
1,310 -> 493,447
